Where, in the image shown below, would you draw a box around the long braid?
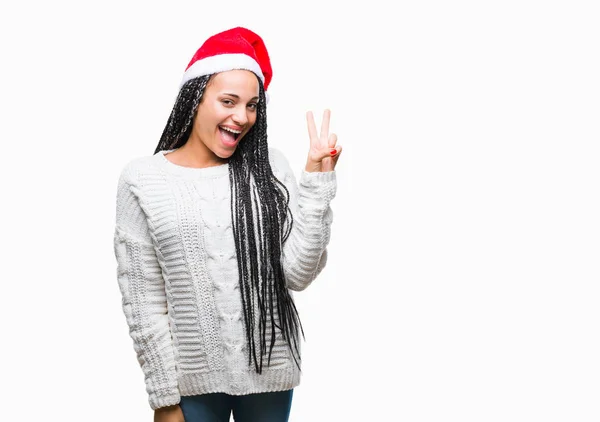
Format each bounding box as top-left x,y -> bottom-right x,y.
154,74 -> 304,374
229,78 -> 304,373
154,76 -> 210,153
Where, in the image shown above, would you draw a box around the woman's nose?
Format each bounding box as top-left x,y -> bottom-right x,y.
232,107 -> 248,126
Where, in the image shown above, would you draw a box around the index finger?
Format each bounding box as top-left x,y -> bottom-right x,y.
320,109 -> 331,140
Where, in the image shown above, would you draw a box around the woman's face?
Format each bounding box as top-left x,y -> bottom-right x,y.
189,69 -> 260,163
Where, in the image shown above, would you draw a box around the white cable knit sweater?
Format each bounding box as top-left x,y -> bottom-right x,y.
113,146 -> 336,410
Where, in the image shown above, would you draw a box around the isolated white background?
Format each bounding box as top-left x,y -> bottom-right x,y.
2,0 -> 599,421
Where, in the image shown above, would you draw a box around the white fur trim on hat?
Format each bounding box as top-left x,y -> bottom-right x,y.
179,53 -> 265,89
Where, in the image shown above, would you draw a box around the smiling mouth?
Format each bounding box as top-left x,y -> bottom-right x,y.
219,125 -> 243,143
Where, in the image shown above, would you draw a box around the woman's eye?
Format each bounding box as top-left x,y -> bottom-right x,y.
222,99 -> 234,106
248,103 -> 257,110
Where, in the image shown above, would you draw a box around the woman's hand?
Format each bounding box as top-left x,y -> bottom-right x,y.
154,404 -> 185,422
305,109 -> 342,172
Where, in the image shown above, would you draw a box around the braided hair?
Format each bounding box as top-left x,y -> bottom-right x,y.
154,74 -> 305,374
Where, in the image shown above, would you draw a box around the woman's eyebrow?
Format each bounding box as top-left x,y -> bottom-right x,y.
222,93 -> 259,100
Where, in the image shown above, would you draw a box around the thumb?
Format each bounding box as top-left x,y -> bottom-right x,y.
331,145 -> 342,164
317,146 -> 341,162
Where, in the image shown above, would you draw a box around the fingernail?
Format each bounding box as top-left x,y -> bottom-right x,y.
330,149 -> 337,155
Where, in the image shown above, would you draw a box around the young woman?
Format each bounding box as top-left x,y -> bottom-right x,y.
113,27 -> 341,422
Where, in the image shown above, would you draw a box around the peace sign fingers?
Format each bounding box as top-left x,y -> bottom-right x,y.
304,109 -> 341,172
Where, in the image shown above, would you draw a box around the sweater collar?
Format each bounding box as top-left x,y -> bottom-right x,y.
155,149 -> 230,179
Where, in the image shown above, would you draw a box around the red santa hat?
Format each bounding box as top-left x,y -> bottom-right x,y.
179,27 -> 273,98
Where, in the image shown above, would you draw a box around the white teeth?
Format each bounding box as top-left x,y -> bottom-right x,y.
220,126 -> 242,134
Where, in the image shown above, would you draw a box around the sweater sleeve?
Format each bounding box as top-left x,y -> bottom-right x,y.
270,148 -> 337,291
113,165 -> 180,410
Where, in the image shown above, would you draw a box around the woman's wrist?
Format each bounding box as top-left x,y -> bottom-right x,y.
304,159 -> 321,172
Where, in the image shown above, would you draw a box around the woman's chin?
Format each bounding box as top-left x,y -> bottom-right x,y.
214,146 -> 237,159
